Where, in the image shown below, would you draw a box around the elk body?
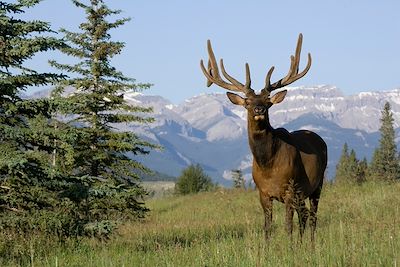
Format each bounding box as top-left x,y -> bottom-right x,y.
200,34 -> 327,242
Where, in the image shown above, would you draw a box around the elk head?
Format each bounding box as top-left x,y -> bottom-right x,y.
200,34 -> 311,124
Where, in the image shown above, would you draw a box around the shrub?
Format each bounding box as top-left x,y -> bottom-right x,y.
175,164 -> 214,195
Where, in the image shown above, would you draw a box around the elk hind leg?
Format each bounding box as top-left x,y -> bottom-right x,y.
309,183 -> 322,244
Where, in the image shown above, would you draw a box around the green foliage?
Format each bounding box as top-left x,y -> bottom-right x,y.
347,149 -> 364,184
334,143 -> 366,184
0,0 -> 67,235
368,102 -> 400,181
231,169 -> 245,189
0,0 -> 155,241
175,164 -> 214,195
357,157 -> 368,184
334,143 -> 349,183
48,0 -> 155,237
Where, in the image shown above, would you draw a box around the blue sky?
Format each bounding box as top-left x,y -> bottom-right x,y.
24,0 -> 400,103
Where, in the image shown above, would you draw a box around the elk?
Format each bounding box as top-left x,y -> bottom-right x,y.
200,34 -> 327,242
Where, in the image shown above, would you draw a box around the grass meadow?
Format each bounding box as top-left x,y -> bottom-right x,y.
1,181 -> 399,266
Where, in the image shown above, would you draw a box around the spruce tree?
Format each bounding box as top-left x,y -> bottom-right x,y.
356,157 -> 368,184
334,143 -> 349,183
368,102 -> 400,181
232,169 -> 245,189
0,0 -> 65,229
49,0 -> 156,234
335,144 -> 366,184
347,149 -> 360,183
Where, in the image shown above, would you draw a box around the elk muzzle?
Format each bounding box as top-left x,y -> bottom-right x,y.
254,106 -> 266,121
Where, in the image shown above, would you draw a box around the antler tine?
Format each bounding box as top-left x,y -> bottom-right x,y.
200,40 -> 254,95
200,60 -> 238,91
261,66 -> 275,95
265,33 -> 312,92
219,59 -> 244,89
220,60 -> 254,95
206,60 -> 213,87
295,52 -> 312,80
281,33 -> 304,84
244,63 -> 252,90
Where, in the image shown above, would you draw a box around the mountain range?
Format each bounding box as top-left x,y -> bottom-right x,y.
30,85 -> 400,186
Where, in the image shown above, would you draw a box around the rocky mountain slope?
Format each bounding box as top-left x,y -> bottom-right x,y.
125,85 -> 400,185
29,85 -> 400,185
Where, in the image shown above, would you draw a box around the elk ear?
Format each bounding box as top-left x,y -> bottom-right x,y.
270,90 -> 287,104
226,92 -> 246,106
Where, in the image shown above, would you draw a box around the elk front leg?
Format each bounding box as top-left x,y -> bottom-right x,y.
259,191 -> 273,240
284,193 -> 294,239
285,202 -> 294,238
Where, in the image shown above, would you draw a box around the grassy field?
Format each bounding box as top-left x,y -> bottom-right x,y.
1,182 -> 400,266
142,181 -> 175,198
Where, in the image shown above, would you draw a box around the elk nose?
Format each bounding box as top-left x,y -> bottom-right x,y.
253,106 -> 266,115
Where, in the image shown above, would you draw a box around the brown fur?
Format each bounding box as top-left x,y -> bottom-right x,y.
200,34 -> 327,242
229,93 -> 327,242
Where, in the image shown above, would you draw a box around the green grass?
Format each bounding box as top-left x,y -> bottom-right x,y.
1,182 -> 399,266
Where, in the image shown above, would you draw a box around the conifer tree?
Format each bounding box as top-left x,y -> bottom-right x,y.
347,149 -> 360,183
335,142 -> 368,184
0,0 -> 65,226
232,169 -> 245,189
368,102 -> 400,181
356,157 -> 368,184
49,0 -> 156,233
334,143 -> 349,183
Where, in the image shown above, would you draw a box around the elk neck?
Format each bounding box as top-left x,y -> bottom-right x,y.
247,113 -> 278,167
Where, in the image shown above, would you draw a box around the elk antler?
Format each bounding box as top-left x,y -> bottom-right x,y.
200,40 -> 255,96
261,33 -> 312,95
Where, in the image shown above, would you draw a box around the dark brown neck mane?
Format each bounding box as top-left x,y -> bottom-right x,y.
247,115 -> 278,167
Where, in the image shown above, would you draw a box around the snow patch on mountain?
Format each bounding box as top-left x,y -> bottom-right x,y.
176,151 -> 192,165
27,85 -> 400,185
232,109 -> 247,120
315,103 -> 335,112
165,104 -> 175,110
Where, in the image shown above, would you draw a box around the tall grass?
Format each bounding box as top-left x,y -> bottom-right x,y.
1,182 -> 399,266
